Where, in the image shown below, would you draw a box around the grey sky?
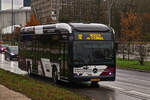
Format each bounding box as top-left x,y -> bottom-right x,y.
2,0 -> 23,10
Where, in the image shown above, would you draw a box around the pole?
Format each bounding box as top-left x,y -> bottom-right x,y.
104,0 -> 113,27
108,0 -> 113,27
11,0 -> 13,45
56,0 -> 61,23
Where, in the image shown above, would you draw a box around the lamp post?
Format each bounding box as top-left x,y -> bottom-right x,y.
11,0 -> 14,45
56,0 -> 62,23
103,0 -> 113,27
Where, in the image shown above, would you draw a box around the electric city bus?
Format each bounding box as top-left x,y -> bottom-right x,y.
18,23 -> 116,84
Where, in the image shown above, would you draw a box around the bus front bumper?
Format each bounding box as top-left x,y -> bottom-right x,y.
71,76 -> 115,82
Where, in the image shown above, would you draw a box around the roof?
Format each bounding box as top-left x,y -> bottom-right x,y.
70,23 -> 111,32
21,23 -> 72,34
21,23 -> 112,35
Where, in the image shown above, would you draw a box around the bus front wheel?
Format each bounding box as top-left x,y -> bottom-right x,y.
91,81 -> 99,87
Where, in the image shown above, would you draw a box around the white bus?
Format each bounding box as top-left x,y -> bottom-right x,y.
19,23 -> 116,84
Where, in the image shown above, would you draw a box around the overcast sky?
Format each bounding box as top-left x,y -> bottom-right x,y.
2,0 -> 23,10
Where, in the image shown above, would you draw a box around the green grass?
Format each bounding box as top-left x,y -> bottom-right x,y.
0,69 -> 90,100
117,58 -> 150,72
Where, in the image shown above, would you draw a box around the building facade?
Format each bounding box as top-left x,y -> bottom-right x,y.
31,0 -> 105,24
0,0 -> 1,10
0,8 -> 31,33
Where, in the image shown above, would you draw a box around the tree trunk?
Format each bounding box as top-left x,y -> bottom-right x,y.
140,57 -> 144,65
128,42 -> 130,60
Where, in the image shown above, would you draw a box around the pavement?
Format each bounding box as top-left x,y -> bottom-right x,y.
0,85 -> 30,100
0,54 -> 30,100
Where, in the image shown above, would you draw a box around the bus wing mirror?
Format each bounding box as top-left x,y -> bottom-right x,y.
58,58 -> 62,61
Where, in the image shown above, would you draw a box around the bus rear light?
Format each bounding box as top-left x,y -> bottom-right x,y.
100,66 -> 115,76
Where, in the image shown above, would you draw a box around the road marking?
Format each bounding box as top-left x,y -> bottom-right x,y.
128,90 -> 150,99
117,74 -> 150,82
101,84 -> 150,99
117,77 -> 150,82
114,80 -> 150,90
100,83 -> 125,91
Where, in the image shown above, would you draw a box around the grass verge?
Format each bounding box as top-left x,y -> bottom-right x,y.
0,69 -> 90,100
117,58 -> 150,72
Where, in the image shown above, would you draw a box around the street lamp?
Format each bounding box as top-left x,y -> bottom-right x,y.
103,0 -> 114,27
12,0 -> 14,28
11,0 -> 14,45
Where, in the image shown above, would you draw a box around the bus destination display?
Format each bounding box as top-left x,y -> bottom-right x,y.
75,33 -> 112,40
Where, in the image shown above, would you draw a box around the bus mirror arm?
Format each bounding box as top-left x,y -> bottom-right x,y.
115,43 -> 118,52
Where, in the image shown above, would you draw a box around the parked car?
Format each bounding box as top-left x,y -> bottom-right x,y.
0,44 -> 8,53
5,46 -> 18,61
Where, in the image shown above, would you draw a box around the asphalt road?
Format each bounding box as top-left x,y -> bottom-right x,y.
69,69 -> 150,100
0,53 -> 150,100
0,53 -> 27,75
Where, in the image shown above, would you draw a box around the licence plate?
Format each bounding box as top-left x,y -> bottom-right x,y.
91,78 -> 100,82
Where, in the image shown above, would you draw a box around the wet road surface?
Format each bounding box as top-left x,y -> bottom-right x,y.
69,69 -> 150,100
0,54 -> 150,100
0,54 -> 27,75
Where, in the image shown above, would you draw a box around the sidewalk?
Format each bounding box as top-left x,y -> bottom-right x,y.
0,84 -> 31,100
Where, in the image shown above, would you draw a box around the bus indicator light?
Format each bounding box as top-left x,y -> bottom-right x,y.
78,34 -> 83,40
91,78 -> 100,82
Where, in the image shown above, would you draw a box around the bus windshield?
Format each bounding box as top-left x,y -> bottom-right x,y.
73,41 -> 114,65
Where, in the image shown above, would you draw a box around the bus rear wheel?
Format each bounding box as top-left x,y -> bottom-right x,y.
27,61 -> 32,75
28,68 -> 31,75
52,67 -> 58,83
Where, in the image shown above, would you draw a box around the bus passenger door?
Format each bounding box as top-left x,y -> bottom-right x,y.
60,42 -> 69,77
32,39 -> 39,74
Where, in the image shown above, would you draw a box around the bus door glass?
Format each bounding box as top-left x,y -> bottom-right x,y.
32,39 -> 39,73
60,42 -> 69,76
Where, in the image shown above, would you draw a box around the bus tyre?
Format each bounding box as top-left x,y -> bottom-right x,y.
52,67 -> 58,83
27,61 -> 32,75
27,67 -> 31,75
27,66 -> 32,76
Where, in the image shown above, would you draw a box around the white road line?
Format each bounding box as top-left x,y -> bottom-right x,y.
117,76 -> 150,82
100,84 -> 125,91
100,84 -> 150,99
117,74 -> 150,82
128,90 -> 150,99
115,80 -> 150,89
101,81 -> 150,94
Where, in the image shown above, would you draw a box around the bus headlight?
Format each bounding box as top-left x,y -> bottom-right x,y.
100,67 -> 115,76
109,72 -> 112,75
